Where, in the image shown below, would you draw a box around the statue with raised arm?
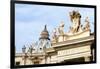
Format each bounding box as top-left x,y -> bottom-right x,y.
69,10 -> 81,33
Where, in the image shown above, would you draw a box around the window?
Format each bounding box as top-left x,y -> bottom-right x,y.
34,61 -> 39,64
16,62 -> 20,65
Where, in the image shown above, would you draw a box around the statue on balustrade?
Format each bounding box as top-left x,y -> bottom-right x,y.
83,17 -> 90,31
69,10 -> 81,33
58,21 -> 65,35
52,28 -> 58,43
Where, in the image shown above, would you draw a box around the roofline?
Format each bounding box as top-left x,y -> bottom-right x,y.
52,35 -> 94,48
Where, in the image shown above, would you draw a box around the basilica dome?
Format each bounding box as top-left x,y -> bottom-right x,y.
39,25 -> 50,40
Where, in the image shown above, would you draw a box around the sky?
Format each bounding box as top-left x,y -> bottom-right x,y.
15,3 -> 94,53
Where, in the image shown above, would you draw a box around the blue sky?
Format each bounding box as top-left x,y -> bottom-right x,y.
15,4 -> 94,53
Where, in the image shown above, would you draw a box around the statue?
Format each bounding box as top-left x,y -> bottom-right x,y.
52,28 -> 58,42
58,21 -> 65,35
69,10 -> 81,33
83,17 -> 90,31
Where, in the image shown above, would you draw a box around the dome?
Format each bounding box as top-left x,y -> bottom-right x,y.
39,25 -> 50,40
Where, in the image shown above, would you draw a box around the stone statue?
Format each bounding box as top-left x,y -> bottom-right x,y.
27,43 -> 36,54
83,17 -> 90,31
52,28 -> 58,42
52,28 -> 57,38
69,10 -> 81,33
58,21 -> 65,35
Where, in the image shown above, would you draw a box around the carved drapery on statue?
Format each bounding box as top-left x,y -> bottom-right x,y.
58,21 -> 65,35
51,10 -> 91,43
83,17 -> 90,31
52,28 -> 58,42
51,21 -> 65,43
69,11 -> 81,33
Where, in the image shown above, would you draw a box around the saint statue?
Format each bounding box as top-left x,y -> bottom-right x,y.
69,10 -> 81,33
52,28 -> 58,42
58,21 -> 65,35
84,17 -> 90,31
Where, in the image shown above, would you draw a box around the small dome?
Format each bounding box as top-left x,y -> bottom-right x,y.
39,25 -> 50,40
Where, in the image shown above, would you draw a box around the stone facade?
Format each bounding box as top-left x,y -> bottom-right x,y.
15,35 -> 94,65
15,10 -> 95,65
